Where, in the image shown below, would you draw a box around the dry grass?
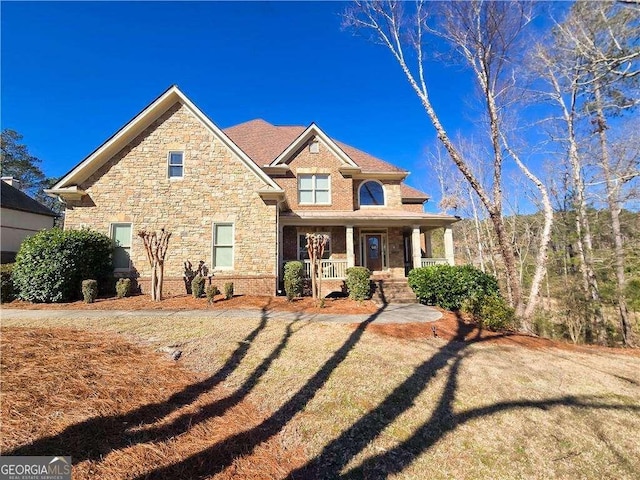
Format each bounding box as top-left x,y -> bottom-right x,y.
2,308 -> 640,479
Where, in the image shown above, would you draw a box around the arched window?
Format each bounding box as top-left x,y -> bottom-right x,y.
359,180 -> 385,206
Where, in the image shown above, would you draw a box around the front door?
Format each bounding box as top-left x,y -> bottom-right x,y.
365,234 -> 383,271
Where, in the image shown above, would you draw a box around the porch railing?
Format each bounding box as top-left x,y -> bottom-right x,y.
421,258 -> 449,267
303,259 -> 348,279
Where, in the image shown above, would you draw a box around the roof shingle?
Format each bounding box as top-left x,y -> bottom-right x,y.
223,118 -> 427,200
1,181 -> 57,217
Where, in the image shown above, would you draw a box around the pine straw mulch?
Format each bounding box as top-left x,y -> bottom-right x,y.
367,309 -> 640,356
4,294 -> 379,315
0,327 -> 307,479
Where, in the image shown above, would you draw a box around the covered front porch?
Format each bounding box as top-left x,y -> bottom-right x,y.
278,211 -> 458,282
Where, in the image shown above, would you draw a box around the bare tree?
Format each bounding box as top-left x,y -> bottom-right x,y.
138,228 -> 171,302
541,0 -> 640,345
344,1 -> 555,329
306,233 -> 329,301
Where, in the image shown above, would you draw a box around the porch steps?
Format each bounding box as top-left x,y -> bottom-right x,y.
373,279 -> 418,304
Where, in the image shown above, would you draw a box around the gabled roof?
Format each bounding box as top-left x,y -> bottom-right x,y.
48,86 -> 282,195
224,119 -> 406,173
1,181 -> 57,217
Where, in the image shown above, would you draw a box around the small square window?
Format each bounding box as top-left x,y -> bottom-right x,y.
298,174 -> 330,205
168,151 -> 184,179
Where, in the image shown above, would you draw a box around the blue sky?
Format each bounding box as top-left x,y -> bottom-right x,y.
1,1 -> 549,213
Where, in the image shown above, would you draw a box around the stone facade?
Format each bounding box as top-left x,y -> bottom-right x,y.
58,92 -> 452,296
64,102 -> 278,293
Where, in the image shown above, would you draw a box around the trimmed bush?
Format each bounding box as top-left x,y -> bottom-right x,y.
463,293 -> 517,331
1,263 -> 15,303
82,279 -> 98,304
408,264 -> 499,311
346,266 -> 371,301
224,282 -> 234,300
206,285 -> 220,304
191,275 -> 205,298
284,261 -> 304,300
13,228 -> 113,303
116,278 -> 132,299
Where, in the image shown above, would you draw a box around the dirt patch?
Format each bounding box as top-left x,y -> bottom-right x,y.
0,327 -> 307,479
367,309 -> 640,356
4,294 -> 378,315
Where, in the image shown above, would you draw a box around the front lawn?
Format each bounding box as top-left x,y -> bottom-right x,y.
2,310 -> 639,479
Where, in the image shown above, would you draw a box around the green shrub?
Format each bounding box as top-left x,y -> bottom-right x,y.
191,275 -> 205,298
115,278 -> 132,299
206,285 -> 220,304
346,266 -> 371,301
13,228 -> 113,303
1,263 -> 15,303
224,282 -> 234,300
408,264 -> 499,311
82,279 -> 98,304
463,293 -> 517,331
284,261 -> 304,300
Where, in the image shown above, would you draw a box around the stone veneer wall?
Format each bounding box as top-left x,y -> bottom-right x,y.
64,101 -> 278,294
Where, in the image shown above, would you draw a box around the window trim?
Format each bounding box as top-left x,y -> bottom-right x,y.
168,151 -> 184,180
298,232 -> 332,260
212,222 -> 235,270
298,174 -> 331,205
110,222 -> 133,272
358,179 -> 386,207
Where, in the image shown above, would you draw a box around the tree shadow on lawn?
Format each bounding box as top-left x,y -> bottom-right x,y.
287,313 -> 640,479
8,307 -> 638,479
5,305 -> 301,462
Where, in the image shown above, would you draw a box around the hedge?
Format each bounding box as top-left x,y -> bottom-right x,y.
408,264 -> 499,311
13,228 -> 113,303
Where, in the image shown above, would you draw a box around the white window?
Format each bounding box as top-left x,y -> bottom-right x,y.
168,151 -> 184,179
359,180 -> 386,206
299,174 -> 330,205
213,223 -> 234,269
298,233 -> 331,260
111,223 -> 132,271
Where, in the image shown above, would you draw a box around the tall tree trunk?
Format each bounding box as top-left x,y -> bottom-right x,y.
501,138 -> 555,324
546,68 -> 605,341
593,82 -> 633,346
468,188 -> 486,273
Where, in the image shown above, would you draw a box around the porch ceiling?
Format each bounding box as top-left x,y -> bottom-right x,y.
279,210 -> 459,227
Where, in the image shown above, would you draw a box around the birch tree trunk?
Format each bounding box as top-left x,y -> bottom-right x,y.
592,82 -> 633,346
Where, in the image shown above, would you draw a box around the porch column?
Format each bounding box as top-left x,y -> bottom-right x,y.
412,225 -> 422,270
278,223 -> 284,275
444,226 -> 455,265
424,230 -> 433,258
346,225 -> 355,268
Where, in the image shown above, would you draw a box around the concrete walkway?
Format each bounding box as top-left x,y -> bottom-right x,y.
1,303 -> 441,325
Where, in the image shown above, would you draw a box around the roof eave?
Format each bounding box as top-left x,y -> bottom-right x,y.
352,171 -> 408,181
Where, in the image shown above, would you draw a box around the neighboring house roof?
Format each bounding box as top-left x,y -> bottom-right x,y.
1,181 -> 57,217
